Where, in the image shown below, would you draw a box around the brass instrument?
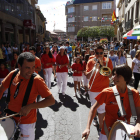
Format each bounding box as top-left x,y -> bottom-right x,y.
99,51 -> 111,76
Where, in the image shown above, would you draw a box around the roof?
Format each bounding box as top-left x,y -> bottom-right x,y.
53,29 -> 66,33
67,0 -> 113,5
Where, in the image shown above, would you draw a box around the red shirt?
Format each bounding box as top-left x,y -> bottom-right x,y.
24,48 -> 29,52
41,54 -> 55,69
56,54 -> 69,73
11,59 -> 17,68
35,56 -> 41,74
0,69 -> 9,78
72,63 -> 83,76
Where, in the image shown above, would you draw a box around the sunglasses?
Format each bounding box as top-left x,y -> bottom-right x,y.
96,52 -> 103,55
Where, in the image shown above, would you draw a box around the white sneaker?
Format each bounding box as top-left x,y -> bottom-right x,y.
73,93 -> 77,97
78,90 -> 81,95
62,92 -> 65,95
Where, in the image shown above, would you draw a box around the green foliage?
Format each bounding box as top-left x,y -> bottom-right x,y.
87,26 -> 100,39
77,27 -> 88,38
77,26 -> 115,40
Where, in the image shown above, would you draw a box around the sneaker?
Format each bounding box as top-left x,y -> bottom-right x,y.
58,89 -> 60,94
78,90 -> 81,95
62,92 -> 65,95
73,93 -> 77,97
97,128 -> 101,138
93,119 -> 98,126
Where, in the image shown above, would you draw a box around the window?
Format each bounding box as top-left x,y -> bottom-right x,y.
68,17 -> 75,23
92,16 -> 97,21
102,24 -> 110,26
102,2 -> 112,9
92,5 -> 97,10
68,7 -> 75,13
68,27 -> 75,32
84,16 -> 88,21
84,6 -> 89,11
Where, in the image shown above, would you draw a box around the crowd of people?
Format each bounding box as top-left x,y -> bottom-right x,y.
0,39 -> 140,140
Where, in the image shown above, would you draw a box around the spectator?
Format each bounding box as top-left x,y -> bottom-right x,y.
130,44 -> 138,59
109,50 -> 117,68
11,52 -> 19,70
116,50 -> 126,66
131,50 -> 140,90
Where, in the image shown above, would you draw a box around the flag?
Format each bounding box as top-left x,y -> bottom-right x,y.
112,10 -> 116,22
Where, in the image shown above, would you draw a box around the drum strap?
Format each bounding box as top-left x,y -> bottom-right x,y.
5,70 -> 37,116
112,86 -> 126,117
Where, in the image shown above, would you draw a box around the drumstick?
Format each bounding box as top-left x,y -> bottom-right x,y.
0,113 -> 19,120
82,137 -> 86,140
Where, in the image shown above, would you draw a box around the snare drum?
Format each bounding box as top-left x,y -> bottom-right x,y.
108,121 -> 140,140
0,118 -> 20,140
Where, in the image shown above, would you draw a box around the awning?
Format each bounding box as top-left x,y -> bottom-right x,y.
132,29 -> 140,36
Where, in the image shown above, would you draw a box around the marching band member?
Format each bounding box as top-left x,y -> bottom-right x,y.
29,46 -> 41,74
72,56 -> 83,97
56,46 -> 69,95
85,46 -> 113,135
41,45 -> 55,89
82,65 -> 140,140
0,52 -> 55,140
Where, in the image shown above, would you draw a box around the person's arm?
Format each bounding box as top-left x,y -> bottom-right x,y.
82,101 -> 101,139
131,62 -> 135,72
133,106 -> 140,138
19,94 -> 55,116
0,84 -> 7,99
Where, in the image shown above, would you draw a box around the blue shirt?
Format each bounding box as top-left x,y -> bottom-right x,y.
114,45 -> 119,51
66,46 -> 72,57
130,49 -> 137,59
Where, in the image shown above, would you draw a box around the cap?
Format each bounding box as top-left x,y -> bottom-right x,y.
60,46 -> 65,50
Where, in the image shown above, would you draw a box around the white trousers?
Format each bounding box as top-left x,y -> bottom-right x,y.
89,91 -> 105,114
19,123 -> 36,140
44,68 -> 52,89
99,133 -> 107,140
83,74 -> 89,86
56,72 -> 68,93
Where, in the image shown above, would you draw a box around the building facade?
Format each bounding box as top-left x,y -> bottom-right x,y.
0,0 -> 38,46
117,0 -> 140,41
65,0 -> 115,42
35,6 -> 46,43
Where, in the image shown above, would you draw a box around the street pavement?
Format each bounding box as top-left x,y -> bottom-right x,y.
35,54 -> 140,140
0,54 -> 139,140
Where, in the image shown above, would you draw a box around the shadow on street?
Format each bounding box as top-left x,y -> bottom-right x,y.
59,93 -> 79,111
35,110 -> 48,140
49,100 -> 62,112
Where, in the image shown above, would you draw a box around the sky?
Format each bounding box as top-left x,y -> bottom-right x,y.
38,0 -> 119,32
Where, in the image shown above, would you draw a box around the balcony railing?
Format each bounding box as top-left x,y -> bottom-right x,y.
125,19 -> 133,31
0,0 -> 35,23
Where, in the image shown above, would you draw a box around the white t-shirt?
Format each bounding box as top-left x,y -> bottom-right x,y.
7,47 -> 12,54
132,58 -> 140,73
13,47 -> 18,52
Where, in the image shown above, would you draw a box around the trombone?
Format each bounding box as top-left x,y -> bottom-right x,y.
89,51 -> 111,90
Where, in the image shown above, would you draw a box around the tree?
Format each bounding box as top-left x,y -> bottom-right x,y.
99,26 -> 115,41
87,26 -> 100,41
77,27 -> 89,38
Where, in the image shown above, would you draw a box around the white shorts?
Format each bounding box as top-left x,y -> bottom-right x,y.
19,123 -> 36,140
73,76 -> 82,82
89,91 -> 105,114
99,133 -> 107,140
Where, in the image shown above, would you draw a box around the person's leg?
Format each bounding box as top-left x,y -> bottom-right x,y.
19,123 -> 35,140
134,72 -> 139,89
99,133 -> 107,140
78,81 -> 81,95
98,113 -> 105,129
74,81 -> 78,97
56,73 -> 62,93
47,68 -> 52,89
61,72 -> 68,95
44,68 -> 48,86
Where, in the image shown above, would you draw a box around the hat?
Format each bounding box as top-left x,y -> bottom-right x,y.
60,46 -> 65,50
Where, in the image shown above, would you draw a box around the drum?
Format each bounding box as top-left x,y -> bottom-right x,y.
0,118 -> 20,140
108,121 -> 140,140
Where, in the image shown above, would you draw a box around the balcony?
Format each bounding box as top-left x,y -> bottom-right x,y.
0,0 -> 35,23
125,19 -> 133,31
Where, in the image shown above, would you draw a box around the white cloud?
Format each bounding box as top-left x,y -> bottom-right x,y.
38,1 -> 66,32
